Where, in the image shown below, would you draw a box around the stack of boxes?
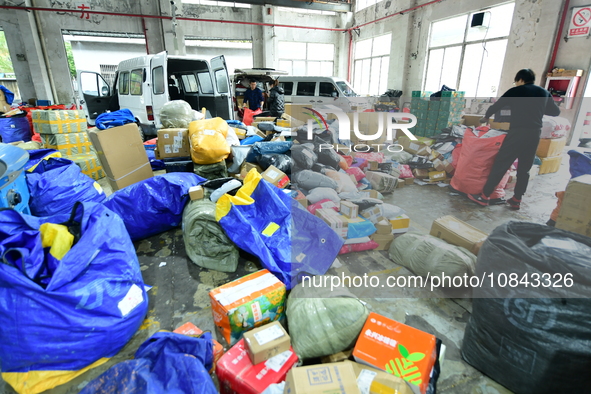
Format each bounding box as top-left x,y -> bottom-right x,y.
411,91 -> 465,137
32,109 -> 105,180
536,136 -> 566,175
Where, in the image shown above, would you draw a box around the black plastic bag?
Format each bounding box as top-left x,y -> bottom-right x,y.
257,154 -> 292,174
291,144 -> 317,170
314,136 -> 340,170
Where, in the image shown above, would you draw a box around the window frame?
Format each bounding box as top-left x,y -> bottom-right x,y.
129,68 -> 143,96
152,66 -> 165,95
352,33 -> 391,96
277,42 -> 335,76
295,81 -> 317,96
119,71 -> 130,95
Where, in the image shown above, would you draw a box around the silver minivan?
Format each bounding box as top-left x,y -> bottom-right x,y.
77,51 -> 233,138
278,76 -> 363,110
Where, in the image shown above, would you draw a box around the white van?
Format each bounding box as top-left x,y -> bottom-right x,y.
278,76 -> 362,110
77,51 -> 233,138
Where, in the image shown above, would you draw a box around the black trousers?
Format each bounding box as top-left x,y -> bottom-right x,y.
483,128 -> 540,198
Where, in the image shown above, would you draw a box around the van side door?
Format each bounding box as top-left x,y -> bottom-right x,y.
77,71 -> 112,126
150,51 -> 168,127
210,55 -> 233,120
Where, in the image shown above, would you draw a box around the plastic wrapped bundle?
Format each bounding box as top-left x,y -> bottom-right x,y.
339,240 -> 379,254
182,199 -> 239,272
306,187 -> 340,204
194,161 -> 228,180
159,100 -> 194,128
291,143 -> 317,170
286,282 -> 369,359
292,170 -> 338,190
388,232 -> 476,279
324,170 -> 357,193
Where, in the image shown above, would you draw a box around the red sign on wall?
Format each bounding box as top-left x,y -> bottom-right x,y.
568,7 -> 591,37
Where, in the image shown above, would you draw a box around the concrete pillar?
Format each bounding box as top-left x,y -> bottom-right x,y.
161,0 -> 186,56
261,5 -> 275,69
335,12 -> 353,80
0,8 -> 54,103
251,5 -> 265,68
141,1 -> 166,54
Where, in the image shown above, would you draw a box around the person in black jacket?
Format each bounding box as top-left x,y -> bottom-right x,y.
468,69 -> 561,210
267,79 -> 285,118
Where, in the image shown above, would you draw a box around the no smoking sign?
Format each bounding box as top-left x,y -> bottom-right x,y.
568,6 -> 591,37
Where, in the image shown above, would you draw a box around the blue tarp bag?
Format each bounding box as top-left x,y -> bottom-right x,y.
145,149 -> 165,171
568,150 -> 591,178
24,149 -> 60,171
216,169 -> 343,289
347,216 -> 377,239
0,202 -> 148,394
0,85 -> 14,104
0,116 -> 31,143
95,109 -> 135,130
104,173 -> 206,241
26,157 -> 106,217
79,332 -> 217,394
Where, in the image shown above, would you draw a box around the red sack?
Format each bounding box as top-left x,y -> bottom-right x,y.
339,240 -> 379,255
346,167 -> 366,182
450,128 -> 508,199
342,155 -> 354,167
398,164 -> 413,179
307,199 -> 339,215
242,108 -> 262,126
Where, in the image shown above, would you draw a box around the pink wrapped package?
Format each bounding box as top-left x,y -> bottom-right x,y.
398,164 -> 414,179
339,240 -> 379,254
307,199 -> 339,215
354,152 -> 385,163
346,167 -> 366,182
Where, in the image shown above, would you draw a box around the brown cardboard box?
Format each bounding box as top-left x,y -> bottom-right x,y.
370,233 -> 394,251
157,128 -> 190,158
88,123 -> 153,191
536,138 -> 566,158
443,159 -> 455,175
316,209 -> 348,238
429,170 -> 447,182
539,155 -> 562,174
398,136 -> 426,155
321,349 -> 353,364
283,362 -> 360,394
490,120 -> 510,131
360,190 -> 380,199
432,159 -> 446,172
416,145 -> 432,157
243,321 -> 291,365
430,215 -> 488,255
556,174 -> 591,237
240,162 -> 263,179
189,185 -> 204,200
462,115 -> 482,127
404,177 -> 415,185
396,179 -> 405,188
390,214 -> 410,234
369,161 -> 379,170
360,205 -> 384,224
345,361 -> 414,394
375,220 -> 393,235
261,165 -> 290,188
553,69 -> 584,77
413,168 -> 430,179
340,201 -> 359,219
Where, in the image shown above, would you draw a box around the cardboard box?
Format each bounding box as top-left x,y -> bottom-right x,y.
430,216 -> 488,255
240,162 -> 264,179
261,165 -> 290,188
412,169 -> 430,180
365,171 -> 397,193
398,136 -> 426,155
41,132 -> 93,156
353,312 -> 437,394
536,137 -> 566,158
390,215 -> 410,234
375,220 -> 393,235
552,69 -> 584,77
209,269 -> 286,346
360,205 -> 385,224
539,155 -> 562,174
321,349 -> 353,364
157,128 -> 190,158
254,116 -> 276,122
370,233 -> 395,251
316,208 -> 348,239
340,201 -> 359,219
397,179 -> 405,188
428,171 -> 447,182
443,160 -> 455,175
31,109 -> 87,135
405,178 -> 415,185
416,145 -> 432,157
556,174 -> 591,237
88,123 -> 153,191
369,161 -> 379,170
284,362 -> 360,394
189,185 -> 204,200
234,127 -> 246,140
360,190 -> 380,199
345,361 -> 414,394
174,322 -> 224,371
432,159 -> 445,173
462,115 -> 482,127
69,152 -> 106,181
490,120 -> 510,131
243,321 -> 290,365
216,338 -> 298,394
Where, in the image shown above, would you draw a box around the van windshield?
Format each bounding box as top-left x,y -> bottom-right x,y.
335,81 -> 358,97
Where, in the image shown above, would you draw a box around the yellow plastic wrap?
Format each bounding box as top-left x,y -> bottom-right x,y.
188,118 -> 231,164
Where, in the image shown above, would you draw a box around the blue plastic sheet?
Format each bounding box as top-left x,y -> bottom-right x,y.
0,203 -> 148,393
0,85 -> 14,104
347,216 -> 377,239
145,149 -> 165,171
79,332 -> 216,394
241,135 -> 264,146
568,150 -> 591,178
26,157 -> 106,217
95,109 -> 136,130
104,173 -> 206,241
217,171 -> 343,289
24,149 -> 59,171
0,116 -> 31,143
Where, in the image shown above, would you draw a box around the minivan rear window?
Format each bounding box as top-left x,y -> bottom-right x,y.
119,72 -> 129,95
281,82 -> 293,95
197,72 -> 214,94
182,74 -> 199,93
215,69 -> 229,93
152,67 -> 165,94
296,82 -> 316,96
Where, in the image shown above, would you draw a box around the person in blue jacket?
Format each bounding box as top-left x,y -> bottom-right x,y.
468,69 -> 561,210
243,80 -> 264,111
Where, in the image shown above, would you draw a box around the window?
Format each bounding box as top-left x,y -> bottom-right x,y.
182,74 -> 199,93
152,67 -> 165,94
181,0 -> 251,8
278,42 -> 334,76
335,81 -> 358,97
319,82 -> 337,97
130,69 -> 143,95
215,69 -> 229,93
353,33 -> 391,96
119,72 -> 129,95
99,65 -> 117,88
296,82 -> 316,96
197,72 -> 214,94
281,82 -> 294,95
424,2 -> 515,97
277,6 -> 335,15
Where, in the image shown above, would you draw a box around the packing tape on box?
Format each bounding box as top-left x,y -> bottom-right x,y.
71,153 -> 105,181
106,161 -> 151,183
42,133 -> 93,156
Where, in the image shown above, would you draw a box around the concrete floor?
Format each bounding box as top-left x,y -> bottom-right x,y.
0,151 -> 572,394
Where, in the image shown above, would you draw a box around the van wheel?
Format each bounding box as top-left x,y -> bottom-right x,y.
135,119 -> 146,141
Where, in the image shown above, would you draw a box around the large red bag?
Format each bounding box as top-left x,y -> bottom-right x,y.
242,108 -> 262,126
451,127 -> 509,199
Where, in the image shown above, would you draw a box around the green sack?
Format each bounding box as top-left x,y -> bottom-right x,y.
286,280 -> 369,359
194,160 -> 228,180
182,199 -> 239,272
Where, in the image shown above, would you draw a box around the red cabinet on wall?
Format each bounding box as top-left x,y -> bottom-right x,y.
545,76 -> 581,110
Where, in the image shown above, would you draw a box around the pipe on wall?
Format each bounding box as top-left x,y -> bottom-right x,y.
548,0 -> 571,72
